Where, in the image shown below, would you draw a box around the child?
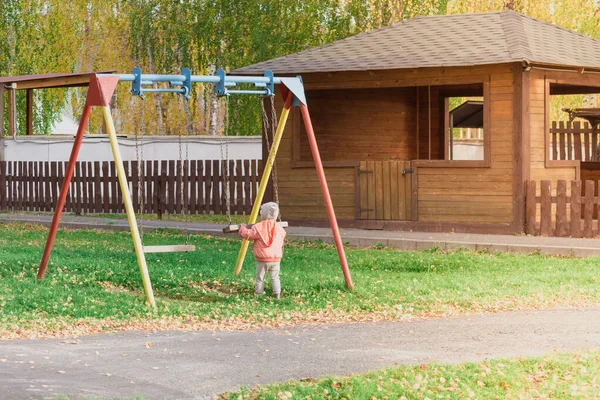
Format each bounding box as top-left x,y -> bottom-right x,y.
238,202 -> 286,299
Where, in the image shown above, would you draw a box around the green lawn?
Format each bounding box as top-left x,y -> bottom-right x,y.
221,350 -> 600,399
1,222 -> 600,339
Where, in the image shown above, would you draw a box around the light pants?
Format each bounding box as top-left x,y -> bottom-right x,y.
255,261 -> 281,295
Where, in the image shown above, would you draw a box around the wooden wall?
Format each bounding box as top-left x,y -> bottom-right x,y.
295,87 -> 418,162
529,69 -> 577,186
276,64 -> 517,225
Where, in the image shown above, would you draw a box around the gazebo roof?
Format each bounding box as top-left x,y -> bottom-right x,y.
233,10 -> 600,75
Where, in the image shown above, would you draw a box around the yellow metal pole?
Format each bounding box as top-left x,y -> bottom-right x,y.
233,94 -> 292,275
102,106 -> 156,308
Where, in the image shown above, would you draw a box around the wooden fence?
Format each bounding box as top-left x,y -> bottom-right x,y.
525,180 -> 600,238
0,159 -> 262,216
550,121 -> 599,161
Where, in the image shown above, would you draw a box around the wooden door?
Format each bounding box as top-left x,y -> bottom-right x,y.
358,160 -> 412,220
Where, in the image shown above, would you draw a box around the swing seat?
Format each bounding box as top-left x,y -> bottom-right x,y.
140,245 -> 196,253
223,221 -> 288,234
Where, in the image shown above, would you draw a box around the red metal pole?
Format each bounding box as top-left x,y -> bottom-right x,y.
299,103 -> 354,290
37,105 -> 92,279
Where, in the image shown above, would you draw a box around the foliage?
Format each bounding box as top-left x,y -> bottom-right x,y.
2,223 -> 600,338
222,350 -> 600,399
3,1 -> 600,136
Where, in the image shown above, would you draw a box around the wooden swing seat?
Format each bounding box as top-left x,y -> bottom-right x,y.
139,245 -> 196,253
223,221 -> 288,234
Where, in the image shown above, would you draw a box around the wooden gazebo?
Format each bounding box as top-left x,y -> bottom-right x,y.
234,10 -> 600,235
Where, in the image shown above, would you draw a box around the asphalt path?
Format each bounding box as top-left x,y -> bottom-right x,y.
2,308 -> 600,399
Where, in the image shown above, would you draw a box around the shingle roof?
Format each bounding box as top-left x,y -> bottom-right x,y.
232,11 -> 600,75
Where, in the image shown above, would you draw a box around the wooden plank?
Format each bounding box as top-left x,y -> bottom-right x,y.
525,180 -> 537,235
539,180 -> 552,236
223,221 -> 288,233
102,162 -> 110,213
551,121 -> 558,160
0,162 -> 6,210
389,161 -> 399,220
197,160 -> 204,214
75,161 -> 82,214
366,160 -> 376,219
94,162 -> 102,213
243,160 -> 250,214
87,162 -> 93,214
189,160 -> 197,214
33,162 -> 40,211
111,162 -> 119,213
131,160 -> 139,214
56,162 -> 63,212
204,160 -> 211,214
142,245 -> 196,254
18,161 -> 24,211
382,161 -> 391,220
559,121 -> 566,161
566,123 -> 573,160
358,161 -> 368,219
49,162 -> 57,212
183,159 -> 189,214
212,160 -> 221,214
175,160 -> 182,214
228,159 -> 235,214
555,180 -> 568,237
236,160 -> 243,215
161,160 -> 168,216
583,180 -> 594,238
168,160 -> 175,214
28,161 -> 35,210
594,126 -> 599,162
584,127 -> 591,161
43,161 -> 50,211
570,180 -> 582,237
375,161 -> 384,219
402,161 -> 411,220
574,121 -> 582,161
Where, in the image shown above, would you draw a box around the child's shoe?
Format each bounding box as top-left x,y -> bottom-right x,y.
273,293 -> 280,299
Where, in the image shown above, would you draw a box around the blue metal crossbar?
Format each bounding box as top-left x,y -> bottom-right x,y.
98,67 -> 307,104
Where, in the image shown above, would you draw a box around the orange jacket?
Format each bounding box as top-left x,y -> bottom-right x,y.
238,220 -> 286,262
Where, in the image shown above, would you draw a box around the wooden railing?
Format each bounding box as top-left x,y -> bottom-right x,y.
525,180 -> 600,238
550,121 -> 599,161
0,159 -> 262,216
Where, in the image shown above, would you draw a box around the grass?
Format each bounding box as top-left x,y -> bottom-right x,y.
221,350 -> 600,399
1,222 -> 600,338
0,210 -> 249,224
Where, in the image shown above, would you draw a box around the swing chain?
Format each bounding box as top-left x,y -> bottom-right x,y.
219,96 -> 232,224
136,103 -> 145,241
261,96 -> 280,214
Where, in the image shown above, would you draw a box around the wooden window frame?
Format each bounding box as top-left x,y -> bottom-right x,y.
413,79 -> 491,169
292,76 -> 491,169
544,73 -> 600,170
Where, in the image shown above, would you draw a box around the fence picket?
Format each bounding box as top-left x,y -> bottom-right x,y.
570,181 -> 582,237
583,180 -> 594,238
555,180 -> 568,237
540,180 -> 552,236
0,159 -> 259,216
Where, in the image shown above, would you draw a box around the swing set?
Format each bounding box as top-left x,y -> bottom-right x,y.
36,68 -> 354,308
